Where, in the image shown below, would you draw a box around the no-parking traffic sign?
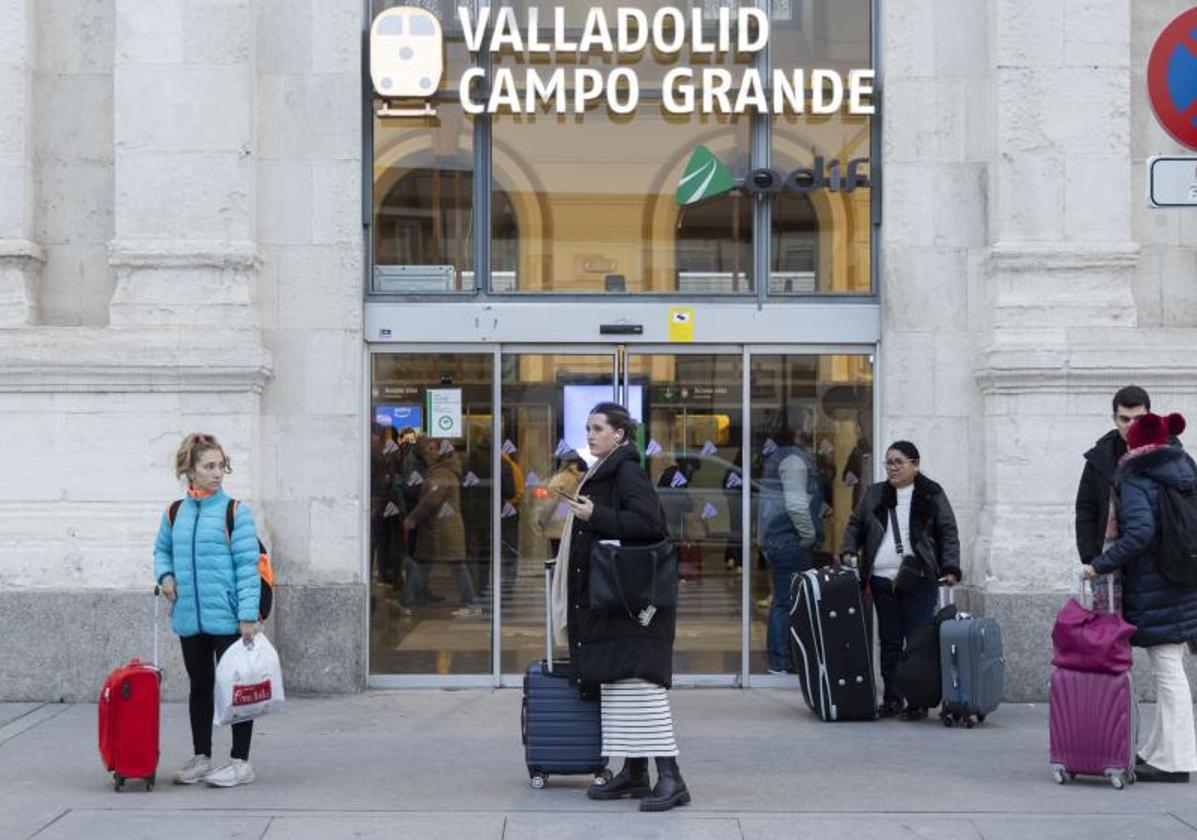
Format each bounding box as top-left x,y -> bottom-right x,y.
1148,7 -> 1197,150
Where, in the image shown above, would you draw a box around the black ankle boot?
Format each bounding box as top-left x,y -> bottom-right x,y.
588,758 -> 650,800
640,757 -> 691,812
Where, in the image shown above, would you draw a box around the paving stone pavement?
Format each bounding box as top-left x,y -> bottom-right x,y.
2,690 -> 1196,839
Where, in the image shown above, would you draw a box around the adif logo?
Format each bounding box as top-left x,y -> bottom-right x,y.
371,7 -> 444,117
676,145 -> 870,206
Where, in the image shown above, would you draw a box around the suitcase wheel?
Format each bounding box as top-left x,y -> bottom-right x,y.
1050,765 -> 1067,785
1105,769 -> 1127,790
112,774 -> 124,792
530,773 -> 547,790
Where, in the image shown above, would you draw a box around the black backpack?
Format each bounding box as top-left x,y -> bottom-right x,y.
1155,463 -> 1197,588
168,498 -> 275,621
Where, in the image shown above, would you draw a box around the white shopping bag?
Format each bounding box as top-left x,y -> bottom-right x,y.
214,632 -> 285,726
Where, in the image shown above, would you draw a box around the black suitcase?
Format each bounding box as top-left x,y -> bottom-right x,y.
521,562 -> 608,789
789,566 -> 877,721
896,587 -> 957,710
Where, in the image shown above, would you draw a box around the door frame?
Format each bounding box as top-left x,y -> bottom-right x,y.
364,342 -> 878,689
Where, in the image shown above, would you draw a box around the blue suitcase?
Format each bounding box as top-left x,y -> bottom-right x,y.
521,562 -> 608,789
938,593 -> 1004,728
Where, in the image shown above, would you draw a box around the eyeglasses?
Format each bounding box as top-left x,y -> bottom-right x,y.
884,459 -> 912,468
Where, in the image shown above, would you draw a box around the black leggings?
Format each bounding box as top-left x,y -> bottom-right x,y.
180,633 -> 253,761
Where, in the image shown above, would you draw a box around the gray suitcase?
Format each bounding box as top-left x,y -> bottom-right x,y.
938,592 -> 1004,727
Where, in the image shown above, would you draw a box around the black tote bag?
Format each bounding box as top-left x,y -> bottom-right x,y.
587,461 -> 678,617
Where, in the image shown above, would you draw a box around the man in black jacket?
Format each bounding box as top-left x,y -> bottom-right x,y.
1076,386 -> 1152,565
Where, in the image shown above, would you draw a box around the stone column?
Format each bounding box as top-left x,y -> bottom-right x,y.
973,0 -> 1153,699
108,0 -> 259,327
0,0 -> 43,325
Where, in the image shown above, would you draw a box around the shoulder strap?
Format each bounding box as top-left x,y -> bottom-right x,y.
888,505 -> 905,556
225,499 -> 236,545
168,499 -> 183,526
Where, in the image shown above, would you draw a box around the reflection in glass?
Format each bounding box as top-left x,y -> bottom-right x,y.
369,354 -> 494,675
498,354 -> 617,672
626,353 -> 744,674
772,113 -> 872,293
749,354 -> 873,674
373,108 -> 480,292
492,106 -> 749,293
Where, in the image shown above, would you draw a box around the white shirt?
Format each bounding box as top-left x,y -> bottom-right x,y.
873,484 -> 914,580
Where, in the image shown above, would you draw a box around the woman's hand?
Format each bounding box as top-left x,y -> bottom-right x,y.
1081,564 -> 1098,580
239,621 -> 258,644
565,494 -> 595,522
938,573 -> 959,587
160,575 -> 177,603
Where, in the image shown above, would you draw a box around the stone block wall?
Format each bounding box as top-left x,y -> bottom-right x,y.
0,0 -> 365,700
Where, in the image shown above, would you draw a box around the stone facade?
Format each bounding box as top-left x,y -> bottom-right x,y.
1,0 -> 1195,701
0,0 -> 364,701
881,0 -> 1197,699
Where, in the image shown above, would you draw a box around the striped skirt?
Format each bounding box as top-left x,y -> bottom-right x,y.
600,679 -> 679,758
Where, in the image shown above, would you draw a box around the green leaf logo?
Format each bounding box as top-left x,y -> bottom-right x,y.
675,145 -> 736,206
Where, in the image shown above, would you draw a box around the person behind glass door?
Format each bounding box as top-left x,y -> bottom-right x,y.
559,402 -> 691,811
1083,412 -> 1197,783
535,450 -> 587,557
757,422 -> 824,675
404,435 -> 480,619
840,441 -> 961,720
154,433 -> 261,788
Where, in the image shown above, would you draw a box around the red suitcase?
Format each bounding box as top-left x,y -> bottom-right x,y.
98,587 -> 162,791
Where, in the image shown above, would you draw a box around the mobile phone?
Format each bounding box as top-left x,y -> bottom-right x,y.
552,487 -> 580,503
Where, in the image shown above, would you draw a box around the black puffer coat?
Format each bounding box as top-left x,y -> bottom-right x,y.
567,443 -> 672,693
839,473 -> 962,584
1091,446 -> 1197,648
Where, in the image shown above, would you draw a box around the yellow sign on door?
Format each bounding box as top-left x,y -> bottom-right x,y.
668,307 -> 694,343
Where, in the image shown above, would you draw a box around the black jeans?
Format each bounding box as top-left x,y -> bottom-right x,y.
180,633 -> 253,760
870,576 -> 938,705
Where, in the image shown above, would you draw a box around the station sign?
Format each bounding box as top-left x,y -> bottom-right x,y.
371,5 -> 874,118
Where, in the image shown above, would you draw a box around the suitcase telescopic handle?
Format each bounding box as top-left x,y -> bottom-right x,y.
938,584 -> 954,610
543,561 -> 555,674
1079,569 -> 1117,613
153,584 -> 160,669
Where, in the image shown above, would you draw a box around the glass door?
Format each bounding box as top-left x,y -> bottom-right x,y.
497,349 -> 618,675
368,350 -> 495,678
623,349 -> 746,679
368,345 -> 875,687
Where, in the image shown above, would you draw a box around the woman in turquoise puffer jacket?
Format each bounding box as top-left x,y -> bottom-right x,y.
154,433 -> 262,789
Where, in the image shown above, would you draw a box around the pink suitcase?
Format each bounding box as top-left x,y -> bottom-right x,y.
1048,573 -> 1137,790
1049,668 -> 1136,788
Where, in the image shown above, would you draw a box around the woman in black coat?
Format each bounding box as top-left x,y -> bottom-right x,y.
559,402 -> 690,811
840,441 -> 961,720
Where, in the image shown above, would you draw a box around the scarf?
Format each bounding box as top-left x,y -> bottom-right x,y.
549,446 -> 623,648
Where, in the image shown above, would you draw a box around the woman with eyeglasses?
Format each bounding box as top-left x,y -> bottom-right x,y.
840,441 -> 962,720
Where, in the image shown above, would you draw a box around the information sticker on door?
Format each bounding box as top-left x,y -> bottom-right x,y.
668,307 -> 694,343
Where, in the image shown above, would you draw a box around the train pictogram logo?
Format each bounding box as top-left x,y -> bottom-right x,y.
371,7 -> 444,117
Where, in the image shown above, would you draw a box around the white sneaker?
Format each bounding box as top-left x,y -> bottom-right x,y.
173,754 -> 212,785
451,605 -> 482,618
204,759 -> 255,788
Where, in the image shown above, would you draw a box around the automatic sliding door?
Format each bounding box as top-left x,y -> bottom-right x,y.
623,351 -> 745,677
747,352 -> 874,676
368,351 -> 494,676
497,350 -> 617,673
